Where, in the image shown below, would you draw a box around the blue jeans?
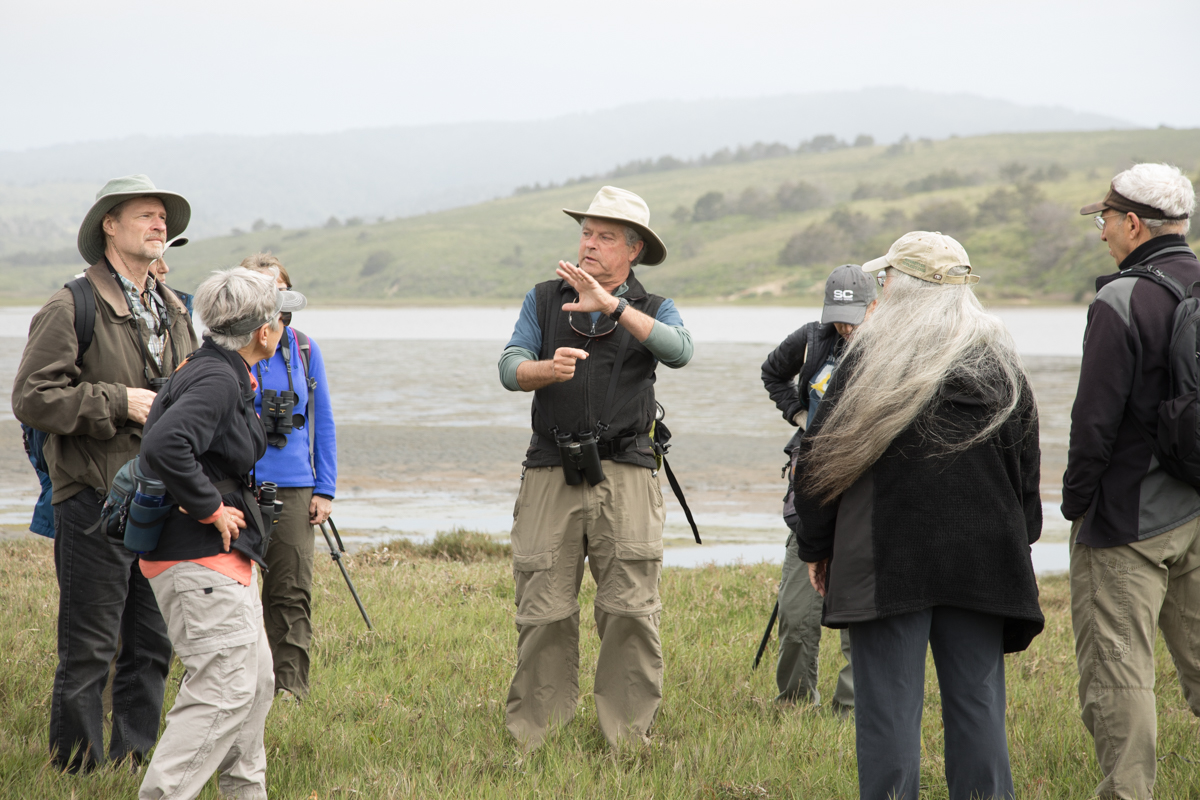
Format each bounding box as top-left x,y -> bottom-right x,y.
850,607 -> 1014,800
50,490 -> 172,772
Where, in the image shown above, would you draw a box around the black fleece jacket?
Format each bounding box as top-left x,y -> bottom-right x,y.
139,338 -> 269,567
761,321 -> 842,452
794,360 -> 1045,653
1062,235 -> 1200,546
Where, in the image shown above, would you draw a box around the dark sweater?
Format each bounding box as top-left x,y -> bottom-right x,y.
794,361 -> 1045,654
139,338 -> 269,567
760,321 -> 842,453
1062,235 -> 1200,546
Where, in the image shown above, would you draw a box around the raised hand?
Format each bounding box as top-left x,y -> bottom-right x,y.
557,261 -> 618,315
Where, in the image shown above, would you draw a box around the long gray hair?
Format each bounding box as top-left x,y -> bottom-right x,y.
802,267 -> 1028,503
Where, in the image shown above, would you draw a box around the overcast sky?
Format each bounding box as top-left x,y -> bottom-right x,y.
2,0 -> 1196,152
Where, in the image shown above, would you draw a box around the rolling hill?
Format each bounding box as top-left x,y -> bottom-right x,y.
2,127 -> 1196,305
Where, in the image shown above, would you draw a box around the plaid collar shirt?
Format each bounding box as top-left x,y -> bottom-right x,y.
114,270 -> 168,369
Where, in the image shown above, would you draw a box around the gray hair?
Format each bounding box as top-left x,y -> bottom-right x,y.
195,267 -> 281,350
802,266 -> 1029,503
583,216 -> 645,267
1139,216 -> 1191,237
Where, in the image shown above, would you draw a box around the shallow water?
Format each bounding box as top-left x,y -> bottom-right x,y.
0,305 -> 1085,569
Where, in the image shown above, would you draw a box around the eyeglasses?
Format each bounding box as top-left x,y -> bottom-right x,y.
876,270 -> 887,288
1094,211 -> 1123,231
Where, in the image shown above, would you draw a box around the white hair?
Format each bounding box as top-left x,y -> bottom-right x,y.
1114,163 -> 1195,235
802,266 -> 1030,503
195,267 -> 280,350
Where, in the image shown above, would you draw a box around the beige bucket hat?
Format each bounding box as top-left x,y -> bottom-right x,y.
77,174 -> 191,265
862,231 -> 979,285
563,186 -> 667,266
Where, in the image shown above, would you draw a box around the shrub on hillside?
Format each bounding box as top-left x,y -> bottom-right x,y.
776,181 -> 825,212
361,250 -> 395,277
913,201 -> 974,237
692,191 -> 727,222
779,221 -> 853,266
904,169 -> 981,194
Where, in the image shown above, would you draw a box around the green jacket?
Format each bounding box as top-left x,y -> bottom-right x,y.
11,261 -> 198,503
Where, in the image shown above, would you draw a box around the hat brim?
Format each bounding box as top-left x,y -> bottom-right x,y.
563,209 -> 667,266
822,304 -> 867,326
77,190 -> 191,265
278,289 -> 307,313
862,254 -> 891,273
1079,200 -> 1108,216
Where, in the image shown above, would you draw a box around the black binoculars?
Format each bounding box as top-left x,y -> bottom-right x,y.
262,389 -> 299,446
147,376 -> 170,392
257,482 -> 284,551
555,430 -> 606,486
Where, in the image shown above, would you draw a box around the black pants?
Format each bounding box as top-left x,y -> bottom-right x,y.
850,607 -> 1014,800
49,490 -> 172,772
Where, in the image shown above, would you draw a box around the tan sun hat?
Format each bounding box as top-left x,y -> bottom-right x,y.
862,231 -> 979,285
77,174 -> 191,265
563,186 -> 667,266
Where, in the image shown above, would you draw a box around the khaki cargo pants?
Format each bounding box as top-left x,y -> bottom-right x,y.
506,462 -> 665,750
261,486 -> 315,697
1070,517 -> 1200,800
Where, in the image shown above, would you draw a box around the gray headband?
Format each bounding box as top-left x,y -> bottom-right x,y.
209,292 -> 285,337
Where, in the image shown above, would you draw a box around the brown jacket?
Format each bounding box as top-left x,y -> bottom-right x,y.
12,260 -> 198,503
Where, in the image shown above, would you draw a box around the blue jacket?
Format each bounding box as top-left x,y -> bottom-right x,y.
251,327 -> 337,497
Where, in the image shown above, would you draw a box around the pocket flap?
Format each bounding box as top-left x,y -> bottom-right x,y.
512,551 -> 554,572
174,568 -> 240,593
616,541 -> 663,561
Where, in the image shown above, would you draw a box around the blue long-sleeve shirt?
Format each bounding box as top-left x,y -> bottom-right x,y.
252,327 -> 337,497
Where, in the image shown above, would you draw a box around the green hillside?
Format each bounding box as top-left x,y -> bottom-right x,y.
3,128 -> 1198,304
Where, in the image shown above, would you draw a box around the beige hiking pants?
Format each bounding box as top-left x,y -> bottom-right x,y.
1070,517 -> 1200,800
506,463 -> 665,750
141,563 -> 274,800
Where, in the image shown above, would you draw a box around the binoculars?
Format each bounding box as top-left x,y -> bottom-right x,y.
147,376 -> 170,392
555,430 -> 606,486
257,482 -> 284,551
262,389 -> 301,446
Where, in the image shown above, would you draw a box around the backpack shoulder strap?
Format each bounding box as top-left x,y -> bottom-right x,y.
1119,266 -> 1186,302
287,327 -> 318,473
65,276 -> 96,368
290,328 -> 313,381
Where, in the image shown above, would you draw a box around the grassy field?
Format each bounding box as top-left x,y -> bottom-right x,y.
1,128 -> 1197,304
0,533 -> 1196,798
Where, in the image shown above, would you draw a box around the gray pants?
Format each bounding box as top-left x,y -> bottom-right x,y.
141,563 -> 274,800
776,532 -> 853,710
1070,517 -> 1200,800
850,606 -> 1013,800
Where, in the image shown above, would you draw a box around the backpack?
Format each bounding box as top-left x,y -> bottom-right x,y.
1119,247 -> 1200,487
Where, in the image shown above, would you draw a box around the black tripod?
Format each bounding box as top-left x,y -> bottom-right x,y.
318,517 -> 373,630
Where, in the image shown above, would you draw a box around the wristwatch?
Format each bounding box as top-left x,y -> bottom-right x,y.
608,297 -> 629,322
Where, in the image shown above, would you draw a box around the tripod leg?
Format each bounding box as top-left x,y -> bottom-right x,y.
319,522 -> 373,631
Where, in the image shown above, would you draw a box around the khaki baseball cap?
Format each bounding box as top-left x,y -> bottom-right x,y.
862,231 -> 979,285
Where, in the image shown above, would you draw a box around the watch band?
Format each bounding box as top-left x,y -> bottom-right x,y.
607,297 -> 629,322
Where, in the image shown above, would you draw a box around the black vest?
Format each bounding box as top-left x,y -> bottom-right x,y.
524,272 -> 664,470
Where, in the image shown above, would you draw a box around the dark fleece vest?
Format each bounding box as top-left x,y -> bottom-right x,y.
523,272 -> 665,470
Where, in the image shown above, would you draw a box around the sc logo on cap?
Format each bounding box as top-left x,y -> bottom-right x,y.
833,289 -> 854,301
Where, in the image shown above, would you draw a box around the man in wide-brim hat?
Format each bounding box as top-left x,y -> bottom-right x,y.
12,174 -> 199,772
496,185 -> 693,749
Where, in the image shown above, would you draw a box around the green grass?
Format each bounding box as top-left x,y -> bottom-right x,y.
2,129 -> 1198,304
0,536 -> 1196,798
